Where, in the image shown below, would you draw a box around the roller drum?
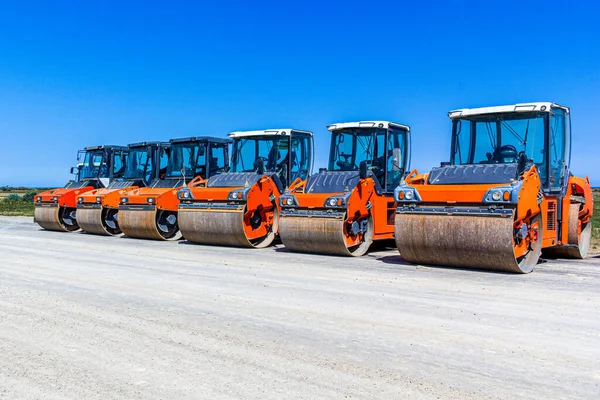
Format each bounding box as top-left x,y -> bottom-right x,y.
279,215 -> 372,257
179,209 -> 256,247
395,211 -> 540,273
119,209 -> 182,241
34,206 -> 80,232
77,208 -> 111,236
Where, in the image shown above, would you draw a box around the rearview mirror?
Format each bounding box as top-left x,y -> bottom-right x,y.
392,148 -> 402,171
70,166 -> 80,175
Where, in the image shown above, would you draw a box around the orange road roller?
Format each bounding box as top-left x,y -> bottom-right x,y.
75,141 -> 170,236
34,145 -> 129,232
395,102 -> 593,273
177,128 -> 314,248
278,121 -> 411,256
118,136 -> 231,241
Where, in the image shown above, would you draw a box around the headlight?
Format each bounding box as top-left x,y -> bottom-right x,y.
228,190 -> 244,200
286,198 -> 294,205
96,197 -> 101,203
53,196 -> 58,202
324,197 -> 345,208
78,197 -> 83,203
147,198 -> 154,204
121,198 -> 128,203
179,190 -> 191,199
37,196 -> 41,202
492,190 -> 502,201
394,186 -> 421,203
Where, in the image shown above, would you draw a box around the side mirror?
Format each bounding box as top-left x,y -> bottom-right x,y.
254,158 -> 265,175
517,152 -> 528,175
359,160 -> 368,180
77,150 -> 85,161
392,148 -> 402,171
70,166 -> 80,175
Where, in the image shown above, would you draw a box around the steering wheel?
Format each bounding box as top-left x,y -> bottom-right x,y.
495,145 -> 518,163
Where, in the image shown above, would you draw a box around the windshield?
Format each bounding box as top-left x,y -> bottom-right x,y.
232,136 -> 289,174
124,147 -> 155,182
452,112 -> 546,166
79,150 -> 108,180
166,142 -> 206,178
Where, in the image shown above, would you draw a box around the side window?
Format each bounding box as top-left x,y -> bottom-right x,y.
290,134 -> 312,182
262,138 -> 289,173
386,129 -> 407,191
95,153 -> 109,178
209,144 -> 227,175
452,120 -> 472,165
549,108 -> 567,190
159,147 -> 169,179
373,131 -> 386,185
330,132 -> 355,171
474,121 -> 497,163
194,145 -> 206,177
112,151 -> 127,179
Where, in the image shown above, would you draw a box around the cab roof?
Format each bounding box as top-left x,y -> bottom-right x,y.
169,136 -> 232,144
449,102 -> 570,119
327,121 -> 410,132
127,141 -> 170,148
228,129 -> 313,138
84,145 -> 129,151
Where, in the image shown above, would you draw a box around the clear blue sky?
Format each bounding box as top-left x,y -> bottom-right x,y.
0,1 -> 598,187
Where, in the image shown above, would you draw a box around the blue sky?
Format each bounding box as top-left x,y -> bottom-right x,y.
0,1 -> 599,187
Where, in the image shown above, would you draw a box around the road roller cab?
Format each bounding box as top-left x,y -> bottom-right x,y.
177,128 -> 314,248
118,136 -> 231,240
34,145 -> 129,232
395,102 -> 593,273
75,141 -> 170,236
279,121 -> 411,256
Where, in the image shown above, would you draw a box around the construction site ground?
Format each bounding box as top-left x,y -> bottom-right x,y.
1,216 -> 598,399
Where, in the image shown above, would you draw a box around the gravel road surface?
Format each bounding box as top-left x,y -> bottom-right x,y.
1,216 -> 599,399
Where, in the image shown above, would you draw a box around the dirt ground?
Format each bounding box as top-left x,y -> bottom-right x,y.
1,216 -> 599,399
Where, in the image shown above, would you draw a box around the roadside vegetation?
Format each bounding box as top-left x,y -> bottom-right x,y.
592,189 -> 600,251
0,188 -> 46,217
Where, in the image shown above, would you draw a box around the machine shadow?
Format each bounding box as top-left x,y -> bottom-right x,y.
377,255 -> 526,275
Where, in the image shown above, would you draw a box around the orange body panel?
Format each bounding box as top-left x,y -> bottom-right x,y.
76,186 -> 141,209
121,187 -> 181,211
405,165 -> 594,254
37,186 -> 95,208
291,178 -> 396,242
184,175 -> 283,240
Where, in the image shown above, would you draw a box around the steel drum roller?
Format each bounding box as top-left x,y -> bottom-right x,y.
77,208 -> 110,236
34,206 -> 79,232
119,209 -> 182,241
279,215 -> 373,257
395,211 -> 541,273
178,208 -> 275,248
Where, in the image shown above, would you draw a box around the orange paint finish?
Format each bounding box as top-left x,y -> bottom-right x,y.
291,177 -> 396,242
121,187 -> 182,211
76,186 -> 142,209
184,174 -> 285,240
36,186 -> 95,208
404,164 -> 594,257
